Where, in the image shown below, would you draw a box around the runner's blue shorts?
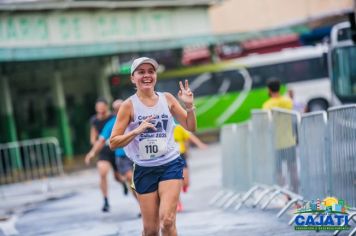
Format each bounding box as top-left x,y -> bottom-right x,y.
132,156 -> 184,194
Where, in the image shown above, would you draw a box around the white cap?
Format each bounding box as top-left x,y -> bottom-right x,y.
130,57 -> 159,75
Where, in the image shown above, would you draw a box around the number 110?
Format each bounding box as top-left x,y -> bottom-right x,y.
145,145 -> 158,154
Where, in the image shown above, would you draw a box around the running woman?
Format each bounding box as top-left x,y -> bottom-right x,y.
110,57 -> 196,236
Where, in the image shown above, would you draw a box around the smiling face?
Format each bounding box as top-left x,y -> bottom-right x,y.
131,63 -> 157,92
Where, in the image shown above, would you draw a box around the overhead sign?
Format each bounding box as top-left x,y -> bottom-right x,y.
0,8 -> 211,47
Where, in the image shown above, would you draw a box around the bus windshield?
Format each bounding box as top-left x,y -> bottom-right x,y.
331,45 -> 356,98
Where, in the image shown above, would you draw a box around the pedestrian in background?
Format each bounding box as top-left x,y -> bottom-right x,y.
262,79 -> 298,194
88,98 -> 128,212
110,57 -> 196,236
262,79 -> 293,110
86,99 -> 138,214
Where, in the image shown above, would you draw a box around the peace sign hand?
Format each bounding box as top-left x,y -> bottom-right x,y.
178,80 -> 194,107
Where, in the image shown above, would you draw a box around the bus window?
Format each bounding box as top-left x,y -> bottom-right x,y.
248,63 -> 286,86
332,46 -> 356,97
284,58 -> 327,83
247,57 -> 327,86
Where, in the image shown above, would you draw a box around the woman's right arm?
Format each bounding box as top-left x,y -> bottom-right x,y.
109,100 -> 156,149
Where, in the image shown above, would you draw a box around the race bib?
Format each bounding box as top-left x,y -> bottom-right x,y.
138,137 -> 168,160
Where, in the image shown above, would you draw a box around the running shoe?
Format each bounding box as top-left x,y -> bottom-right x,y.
122,182 -> 129,196
102,202 -> 110,212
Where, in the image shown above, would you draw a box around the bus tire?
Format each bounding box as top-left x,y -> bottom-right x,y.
307,99 -> 329,112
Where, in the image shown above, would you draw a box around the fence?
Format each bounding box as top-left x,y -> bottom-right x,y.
328,105 -> 356,208
0,137 -> 63,185
250,110 -> 274,186
299,111 -> 330,200
271,109 -> 299,193
215,105 -> 356,235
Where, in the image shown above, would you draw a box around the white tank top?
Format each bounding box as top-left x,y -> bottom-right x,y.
123,92 -> 180,167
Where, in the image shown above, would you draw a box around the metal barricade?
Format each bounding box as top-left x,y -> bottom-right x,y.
299,111 -> 330,200
250,110 -> 274,186
221,124 -> 238,191
271,108 -> 300,194
0,137 -> 63,184
221,122 -> 252,192
328,105 -> 356,208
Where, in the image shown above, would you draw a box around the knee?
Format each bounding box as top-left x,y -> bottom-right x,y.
160,215 -> 175,231
114,174 -> 121,182
142,227 -> 159,236
125,172 -> 133,181
99,173 -> 107,180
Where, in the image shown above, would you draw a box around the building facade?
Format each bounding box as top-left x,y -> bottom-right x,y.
0,1 -> 216,158
1,0 -> 354,160
209,0 -> 353,34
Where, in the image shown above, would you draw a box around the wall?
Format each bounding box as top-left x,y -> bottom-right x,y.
209,0 -> 353,34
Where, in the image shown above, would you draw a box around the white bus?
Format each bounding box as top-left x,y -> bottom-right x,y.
237,45 -> 331,112
157,45 -> 332,129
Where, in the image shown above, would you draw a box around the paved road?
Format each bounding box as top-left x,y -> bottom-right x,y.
0,144 -> 349,235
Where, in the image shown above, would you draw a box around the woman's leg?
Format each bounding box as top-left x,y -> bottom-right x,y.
182,167 -> 189,192
137,191 -> 160,236
97,160 -> 111,198
113,158 -> 129,195
158,179 -> 182,236
97,160 -> 111,211
125,170 -> 137,199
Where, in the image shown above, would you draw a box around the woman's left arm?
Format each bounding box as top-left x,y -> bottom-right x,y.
165,80 -> 196,132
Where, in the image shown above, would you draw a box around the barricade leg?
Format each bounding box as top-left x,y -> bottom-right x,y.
348,227 -> 356,236
209,190 -> 226,206
333,212 -> 356,236
288,214 -> 297,226
347,227 -> 356,236
217,191 -> 235,207
261,189 -> 281,210
253,187 -> 275,208
276,197 -> 302,218
234,185 -> 262,211
223,193 -> 242,209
